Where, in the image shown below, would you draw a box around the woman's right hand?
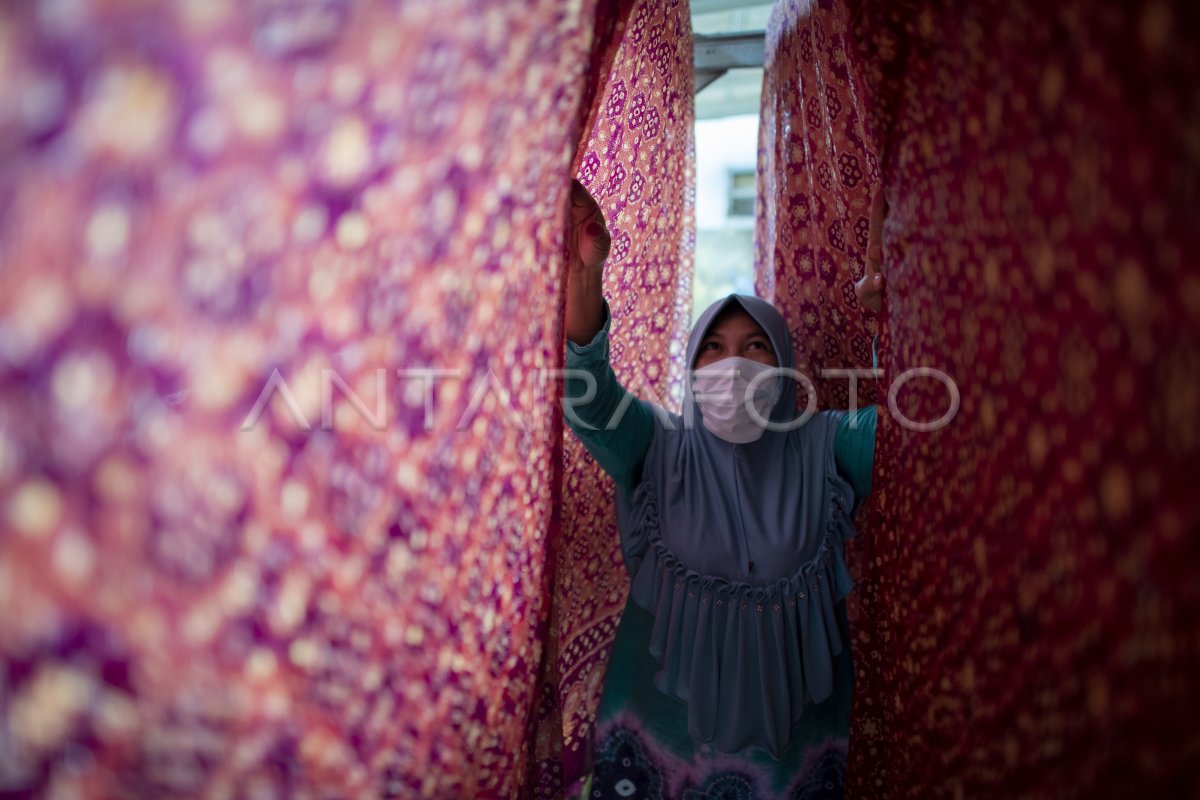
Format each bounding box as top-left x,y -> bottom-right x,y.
564,179 -> 610,346
568,179 -> 611,273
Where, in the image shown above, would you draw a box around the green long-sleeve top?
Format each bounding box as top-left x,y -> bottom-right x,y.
564,302 -> 877,510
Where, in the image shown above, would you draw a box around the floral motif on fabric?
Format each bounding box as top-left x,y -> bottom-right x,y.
591,727 -> 667,800
0,0 -> 630,796
529,0 -> 696,793
787,745 -> 846,800
681,771 -> 765,800
763,1 -> 1200,797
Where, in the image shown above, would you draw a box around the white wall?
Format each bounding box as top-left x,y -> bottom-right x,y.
691,113 -> 760,321
694,114 -> 759,229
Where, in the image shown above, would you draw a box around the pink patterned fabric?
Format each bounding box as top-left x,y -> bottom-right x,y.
757,7 -> 886,797
528,0 -> 696,793
756,0 -> 880,410
760,1 -> 1200,797
0,0 -> 664,795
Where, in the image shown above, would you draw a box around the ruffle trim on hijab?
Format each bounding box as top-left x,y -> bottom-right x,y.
622,472 -> 858,758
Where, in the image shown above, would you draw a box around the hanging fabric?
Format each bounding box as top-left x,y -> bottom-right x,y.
761,1 -> 1200,797
757,3 -> 889,796
0,0 -> 619,795
527,0 -> 696,794
756,0 -> 882,411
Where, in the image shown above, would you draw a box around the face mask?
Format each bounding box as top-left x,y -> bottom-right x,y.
691,357 -> 782,444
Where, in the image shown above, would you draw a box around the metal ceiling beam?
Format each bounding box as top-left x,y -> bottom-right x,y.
691,0 -> 771,14
694,31 -> 766,94
695,31 -> 766,70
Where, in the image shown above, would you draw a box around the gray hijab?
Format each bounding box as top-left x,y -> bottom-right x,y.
682,292 -> 800,426
614,293 -> 858,757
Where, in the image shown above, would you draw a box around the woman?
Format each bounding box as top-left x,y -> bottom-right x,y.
563,179 -> 883,799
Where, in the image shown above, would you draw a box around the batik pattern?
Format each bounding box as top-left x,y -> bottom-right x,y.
756,0 -> 881,411
528,0 -> 696,793
762,1 -> 1200,797
588,720 -> 849,800
0,0 -> 619,796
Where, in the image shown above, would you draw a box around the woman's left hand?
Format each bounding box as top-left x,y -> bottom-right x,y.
854,189 -> 886,313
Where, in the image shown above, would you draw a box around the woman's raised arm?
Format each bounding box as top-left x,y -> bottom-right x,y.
561,180 -> 655,493
566,179 -> 611,345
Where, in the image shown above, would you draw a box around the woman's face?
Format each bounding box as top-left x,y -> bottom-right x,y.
693,309 -> 779,370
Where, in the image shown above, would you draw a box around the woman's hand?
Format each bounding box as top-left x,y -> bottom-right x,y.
854,189 -> 886,313
564,179 -> 610,346
568,179 -> 611,273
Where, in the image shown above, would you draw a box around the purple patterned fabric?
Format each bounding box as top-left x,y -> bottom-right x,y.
0,0 -> 658,795
760,1 -> 1200,797
756,0 -> 881,411
527,0 -> 696,793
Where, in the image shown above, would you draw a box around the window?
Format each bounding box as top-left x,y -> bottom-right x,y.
727,169 -> 756,218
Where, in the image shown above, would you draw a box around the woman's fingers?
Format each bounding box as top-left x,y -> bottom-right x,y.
567,179 -> 609,270
854,188 -> 887,312
570,178 -> 592,206
865,242 -> 883,276
570,178 -> 600,219
854,267 -> 885,313
869,188 -> 885,243
577,208 -> 610,268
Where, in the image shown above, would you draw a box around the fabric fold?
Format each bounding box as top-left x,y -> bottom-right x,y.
620,470 -> 858,757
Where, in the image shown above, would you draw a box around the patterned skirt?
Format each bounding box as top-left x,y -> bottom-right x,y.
578,598 -> 854,800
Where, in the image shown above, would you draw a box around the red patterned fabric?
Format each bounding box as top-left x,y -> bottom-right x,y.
528,0 -> 696,793
0,1 -> 650,796
756,0 -> 881,410
760,1 -> 1200,797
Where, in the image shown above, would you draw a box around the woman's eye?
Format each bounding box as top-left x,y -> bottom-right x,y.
702,341 -> 718,350
748,341 -> 766,350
